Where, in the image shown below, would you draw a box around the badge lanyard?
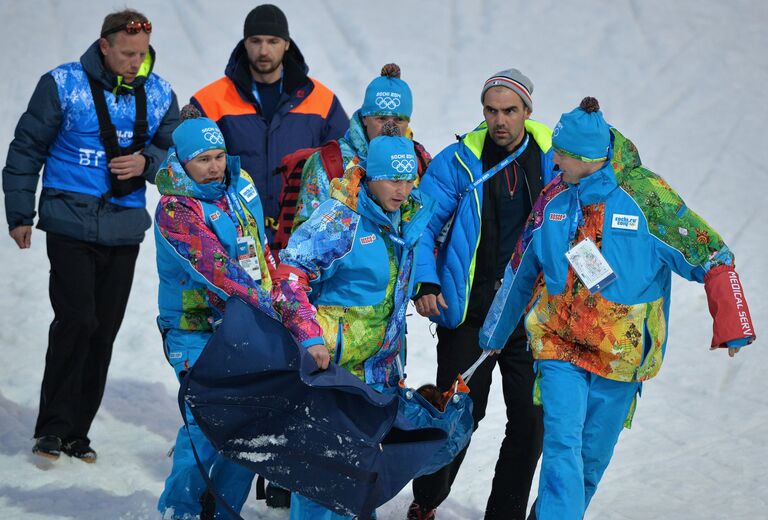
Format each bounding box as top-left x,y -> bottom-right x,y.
464,134 -> 529,194
225,188 -> 251,234
437,134 -> 530,248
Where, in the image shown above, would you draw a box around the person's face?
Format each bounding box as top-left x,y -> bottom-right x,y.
244,35 -> 289,77
362,115 -> 410,140
184,150 -> 227,185
553,151 -> 601,184
99,31 -> 150,84
367,179 -> 415,212
482,86 -> 531,151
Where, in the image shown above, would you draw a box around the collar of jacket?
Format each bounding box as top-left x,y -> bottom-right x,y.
459,119 -> 553,161
156,150 -> 243,202
329,166 -> 434,249
225,38 -> 310,105
341,110 -> 370,160
80,40 -> 156,94
343,110 -> 425,165
572,160 -> 618,205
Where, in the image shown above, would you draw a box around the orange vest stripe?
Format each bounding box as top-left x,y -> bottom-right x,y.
289,78 -> 334,119
193,77 -> 257,122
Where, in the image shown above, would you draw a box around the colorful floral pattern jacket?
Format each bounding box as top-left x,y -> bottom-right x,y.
481,128 -> 755,382
273,166 -> 435,385
155,149 -> 276,333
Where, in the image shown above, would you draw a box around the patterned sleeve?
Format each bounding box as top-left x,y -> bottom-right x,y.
627,170 -> 732,281
155,195 -> 276,317
273,200 -> 357,347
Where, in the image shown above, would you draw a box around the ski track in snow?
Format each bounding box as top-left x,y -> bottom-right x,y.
1,1 -> 766,519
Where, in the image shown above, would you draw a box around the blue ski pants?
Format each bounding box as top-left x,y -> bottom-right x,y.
158,329 -> 256,519
535,360 -> 639,520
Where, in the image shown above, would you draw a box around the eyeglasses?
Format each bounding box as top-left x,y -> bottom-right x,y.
101,20 -> 152,38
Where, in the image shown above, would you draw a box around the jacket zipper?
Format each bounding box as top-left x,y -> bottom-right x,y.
334,313 -> 346,365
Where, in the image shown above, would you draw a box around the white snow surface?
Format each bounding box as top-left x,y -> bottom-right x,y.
1,1 -> 766,519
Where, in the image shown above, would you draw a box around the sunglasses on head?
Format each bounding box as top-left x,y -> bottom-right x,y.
101,20 -> 152,38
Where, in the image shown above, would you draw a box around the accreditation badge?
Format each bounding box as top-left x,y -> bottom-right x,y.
236,236 -> 262,282
564,238 -> 616,294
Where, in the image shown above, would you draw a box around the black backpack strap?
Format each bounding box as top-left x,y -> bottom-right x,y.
131,85 -> 148,154
87,75 -> 148,198
87,75 -> 121,161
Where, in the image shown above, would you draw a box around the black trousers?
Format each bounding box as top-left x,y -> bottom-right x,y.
412,322 -> 544,519
34,233 -> 139,442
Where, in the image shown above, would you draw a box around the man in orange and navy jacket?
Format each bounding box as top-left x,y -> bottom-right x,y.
191,4 -> 348,247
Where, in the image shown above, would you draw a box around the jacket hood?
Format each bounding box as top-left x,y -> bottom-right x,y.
608,127 -> 643,177
81,40 -> 157,92
457,119 -> 553,164
224,38 -> 309,104
342,110 -> 424,164
156,149 -> 242,202
340,110 -> 370,160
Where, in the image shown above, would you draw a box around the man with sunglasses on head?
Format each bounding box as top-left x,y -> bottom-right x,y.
2,8 -> 178,463
191,4 -> 348,252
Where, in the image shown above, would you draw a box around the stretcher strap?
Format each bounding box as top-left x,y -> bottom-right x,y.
461,351 -> 489,384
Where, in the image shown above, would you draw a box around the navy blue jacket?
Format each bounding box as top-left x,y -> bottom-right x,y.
191,39 -> 348,243
2,41 -> 179,245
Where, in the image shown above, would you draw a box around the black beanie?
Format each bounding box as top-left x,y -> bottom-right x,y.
243,4 -> 289,40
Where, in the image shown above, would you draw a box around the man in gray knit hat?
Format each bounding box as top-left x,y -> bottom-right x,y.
407,68 -> 555,520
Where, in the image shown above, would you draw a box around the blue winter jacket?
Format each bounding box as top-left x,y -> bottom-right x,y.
480,128 -> 755,382
191,39 -> 348,242
2,41 -> 179,245
413,120 -> 555,328
155,151 -> 276,334
274,167 -> 435,385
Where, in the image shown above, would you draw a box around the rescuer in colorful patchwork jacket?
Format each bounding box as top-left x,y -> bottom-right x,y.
2,8 -> 178,464
272,128 -> 435,519
154,114 -> 278,520
480,97 -> 757,520
292,63 -> 431,231
191,4 -> 348,247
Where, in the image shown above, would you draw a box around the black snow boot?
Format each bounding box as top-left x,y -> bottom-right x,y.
62,438 -> 97,463
32,435 -> 62,460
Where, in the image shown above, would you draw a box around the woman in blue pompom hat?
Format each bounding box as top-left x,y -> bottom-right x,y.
272,123 -> 436,519
154,109 -> 279,519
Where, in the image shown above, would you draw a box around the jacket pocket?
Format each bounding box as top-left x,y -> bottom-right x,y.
38,188 -> 98,242
97,202 -> 151,245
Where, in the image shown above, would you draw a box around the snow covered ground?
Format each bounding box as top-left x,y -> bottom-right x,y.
1,1 -> 766,518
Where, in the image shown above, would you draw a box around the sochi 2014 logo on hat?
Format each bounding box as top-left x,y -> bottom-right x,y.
553,121 -> 563,137
202,127 -> 224,145
376,91 -> 401,110
390,153 -> 416,174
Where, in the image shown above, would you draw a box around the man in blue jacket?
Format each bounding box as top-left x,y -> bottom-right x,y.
2,8 -> 179,462
408,69 -> 555,520
191,4 -> 348,248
